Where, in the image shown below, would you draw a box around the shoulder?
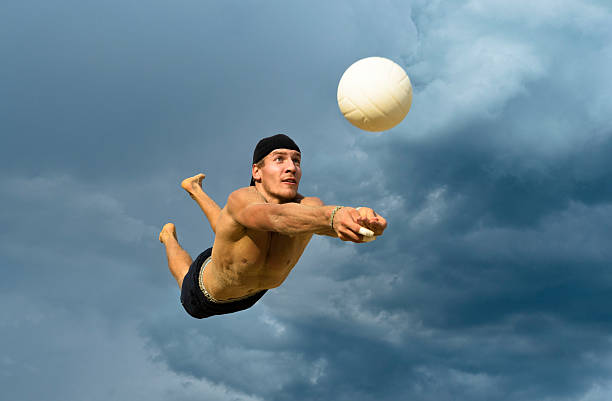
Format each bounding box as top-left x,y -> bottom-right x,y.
227,187 -> 266,211
228,186 -> 255,200
297,195 -> 324,207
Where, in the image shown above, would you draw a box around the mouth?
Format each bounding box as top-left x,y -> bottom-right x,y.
281,178 -> 297,185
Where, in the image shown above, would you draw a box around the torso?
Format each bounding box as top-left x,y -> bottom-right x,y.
202,188 -> 319,300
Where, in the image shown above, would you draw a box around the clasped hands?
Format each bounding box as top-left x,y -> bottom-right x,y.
332,206 -> 387,243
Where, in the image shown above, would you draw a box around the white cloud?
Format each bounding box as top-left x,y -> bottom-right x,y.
388,0 -> 612,168
580,382 -> 612,401
407,5 -> 546,139
465,0 -> 612,33
259,309 -> 287,337
309,357 -> 328,385
410,186 -> 447,228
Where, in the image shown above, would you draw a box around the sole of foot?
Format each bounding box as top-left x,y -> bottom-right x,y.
181,173 -> 206,193
159,223 -> 177,243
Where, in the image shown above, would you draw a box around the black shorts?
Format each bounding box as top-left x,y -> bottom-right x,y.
180,248 -> 267,319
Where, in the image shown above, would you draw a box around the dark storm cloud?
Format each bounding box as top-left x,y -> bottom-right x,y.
323,1 -> 612,399
2,0 -> 612,401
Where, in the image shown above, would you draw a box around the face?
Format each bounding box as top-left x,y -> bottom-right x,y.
253,149 -> 302,202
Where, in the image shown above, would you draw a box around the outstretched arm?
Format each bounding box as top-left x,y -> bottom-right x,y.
227,190 -> 334,236
226,189 -> 385,242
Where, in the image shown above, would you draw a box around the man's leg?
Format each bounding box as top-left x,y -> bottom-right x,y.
159,223 -> 192,288
181,173 -> 222,233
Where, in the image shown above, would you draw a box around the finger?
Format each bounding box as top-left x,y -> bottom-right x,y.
367,219 -> 384,231
337,231 -> 350,242
358,217 -> 380,232
350,209 -> 362,221
377,217 -> 388,230
342,234 -> 361,243
365,208 -> 376,220
358,208 -> 368,219
341,227 -> 362,242
370,216 -> 386,229
365,218 -> 379,228
344,220 -> 366,235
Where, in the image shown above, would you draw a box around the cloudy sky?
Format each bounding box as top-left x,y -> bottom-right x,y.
2,0 -> 612,400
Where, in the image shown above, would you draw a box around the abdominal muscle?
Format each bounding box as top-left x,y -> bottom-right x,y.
202,219 -> 312,301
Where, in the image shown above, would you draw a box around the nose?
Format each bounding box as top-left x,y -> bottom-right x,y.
285,160 -> 297,172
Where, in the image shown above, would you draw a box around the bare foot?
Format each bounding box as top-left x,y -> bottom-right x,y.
181,173 -> 206,194
158,222 -> 192,288
159,223 -> 177,244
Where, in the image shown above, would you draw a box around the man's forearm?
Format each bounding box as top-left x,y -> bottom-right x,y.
263,203 -> 337,235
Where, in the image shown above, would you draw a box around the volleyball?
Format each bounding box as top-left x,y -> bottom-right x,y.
337,57 -> 413,132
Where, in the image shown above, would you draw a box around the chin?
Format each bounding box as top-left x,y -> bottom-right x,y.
278,187 -> 298,200
282,190 -> 298,200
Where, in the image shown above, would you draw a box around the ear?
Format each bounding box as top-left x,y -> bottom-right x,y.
252,164 -> 261,183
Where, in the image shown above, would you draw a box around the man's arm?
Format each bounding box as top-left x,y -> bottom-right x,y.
226,189 -> 369,242
226,189 -> 333,235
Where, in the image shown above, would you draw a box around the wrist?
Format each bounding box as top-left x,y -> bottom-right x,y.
330,206 -> 344,230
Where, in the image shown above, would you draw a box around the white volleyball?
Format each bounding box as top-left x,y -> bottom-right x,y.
337,57 -> 412,132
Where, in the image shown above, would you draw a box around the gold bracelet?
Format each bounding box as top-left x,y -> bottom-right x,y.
330,206 -> 343,230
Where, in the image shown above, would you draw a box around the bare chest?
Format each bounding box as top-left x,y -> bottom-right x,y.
212,229 -> 312,289
263,232 -> 310,271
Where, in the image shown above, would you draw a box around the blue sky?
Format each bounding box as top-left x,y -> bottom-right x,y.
2,1 -> 612,400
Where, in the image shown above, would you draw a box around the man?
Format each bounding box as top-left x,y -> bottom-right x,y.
159,134 -> 387,319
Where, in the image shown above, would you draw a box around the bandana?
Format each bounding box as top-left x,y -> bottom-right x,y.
250,134 -> 301,186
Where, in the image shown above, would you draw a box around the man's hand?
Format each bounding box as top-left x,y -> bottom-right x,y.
355,207 -> 387,237
332,207 -> 387,243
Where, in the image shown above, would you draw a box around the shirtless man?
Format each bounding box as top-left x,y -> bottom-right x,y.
159,134 -> 387,319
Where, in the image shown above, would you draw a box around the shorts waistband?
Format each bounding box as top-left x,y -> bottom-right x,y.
198,256 -> 259,304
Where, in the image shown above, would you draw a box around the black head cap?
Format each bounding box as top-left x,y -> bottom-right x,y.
250,134 -> 300,186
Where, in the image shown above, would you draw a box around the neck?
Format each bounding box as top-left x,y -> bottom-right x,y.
254,186 -> 269,203
253,184 -> 293,204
